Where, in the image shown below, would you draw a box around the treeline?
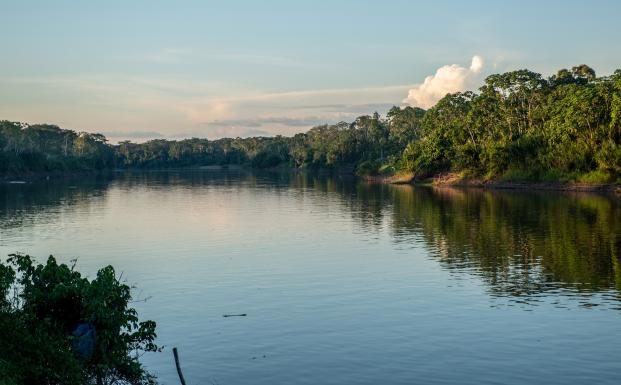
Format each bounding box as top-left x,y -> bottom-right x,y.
403,64 -> 621,183
2,64 -> 620,182
0,123 -> 113,174
0,107 -> 423,173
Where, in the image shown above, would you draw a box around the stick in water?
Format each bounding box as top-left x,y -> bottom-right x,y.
173,347 -> 187,385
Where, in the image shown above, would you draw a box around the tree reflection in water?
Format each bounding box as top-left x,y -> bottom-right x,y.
2,171 -> 620,308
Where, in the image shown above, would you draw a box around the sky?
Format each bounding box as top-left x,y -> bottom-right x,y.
1,0 -> 621,142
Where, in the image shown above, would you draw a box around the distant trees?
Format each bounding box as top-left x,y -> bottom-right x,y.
0,121 -> 114,174
2,64 -> 620,182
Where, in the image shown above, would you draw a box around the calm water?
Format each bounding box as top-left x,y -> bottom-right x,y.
1,170 -> 620,384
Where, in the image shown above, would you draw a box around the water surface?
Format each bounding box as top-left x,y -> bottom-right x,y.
1,171 -> 620,384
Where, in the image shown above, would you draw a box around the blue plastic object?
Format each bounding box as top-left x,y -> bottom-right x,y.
72,323 -> 96,360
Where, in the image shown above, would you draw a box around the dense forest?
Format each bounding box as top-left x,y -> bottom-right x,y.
2,64 -> 620,183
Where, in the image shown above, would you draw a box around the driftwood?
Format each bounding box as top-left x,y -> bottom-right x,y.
173,347 -> 187,385
223,313 -> 247,317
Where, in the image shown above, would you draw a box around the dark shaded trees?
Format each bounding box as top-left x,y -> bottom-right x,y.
0,122 -> 114,174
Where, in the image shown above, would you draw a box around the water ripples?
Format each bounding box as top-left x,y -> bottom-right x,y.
1,171 -> 620,384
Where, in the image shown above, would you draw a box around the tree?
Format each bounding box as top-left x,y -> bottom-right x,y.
386,106 -> 426,151
1,63 -> 620,183
0,254 -> 159,385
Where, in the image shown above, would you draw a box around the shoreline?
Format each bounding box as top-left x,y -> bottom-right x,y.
0,169 -> 112,183
3,169 -> 620,194
363,172 -> 621,193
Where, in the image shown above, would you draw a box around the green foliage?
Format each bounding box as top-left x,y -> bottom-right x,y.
2,63 -> 620,184
499,167 -> 568,183
595,140 -> 621,172
401,64 -> 621,183
355,160 -> 380,176
576,170 -> 614,183
0,254 -> 158,385
0,121 -> 114,174
250,136 -> 290,168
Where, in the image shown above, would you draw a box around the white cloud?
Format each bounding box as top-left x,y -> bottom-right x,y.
403,55 -> 484,109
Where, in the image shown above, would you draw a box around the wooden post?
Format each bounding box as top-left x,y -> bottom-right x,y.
173,347 -> 187,385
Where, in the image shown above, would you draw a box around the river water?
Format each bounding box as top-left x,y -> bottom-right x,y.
1,170 -> 620,384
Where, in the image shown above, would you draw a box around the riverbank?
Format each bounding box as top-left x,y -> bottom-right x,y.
363,172 -> 621,193
0,163 -> 359,184
0,169 -> 110,184
6,168 -> 620,194
361,172 -> 415,184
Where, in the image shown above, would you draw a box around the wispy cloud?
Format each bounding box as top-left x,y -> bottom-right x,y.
205,116 -> 328,128
100,130 -> 165,139
136,48 -> 195,64
185,126 -> 271,139
133,48 -> 314,69
0,74 -> 409,140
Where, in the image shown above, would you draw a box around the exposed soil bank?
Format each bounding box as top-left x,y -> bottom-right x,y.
364,172 -> 621,193
430,173 -> 621,193
361,173 -> 415,184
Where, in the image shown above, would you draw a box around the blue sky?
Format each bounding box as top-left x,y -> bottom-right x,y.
1,0 -> 620,141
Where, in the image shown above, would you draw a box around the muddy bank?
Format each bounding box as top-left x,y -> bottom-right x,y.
364,172 -> 621,193
428,173 -> 620,193
361,173 -> 415,184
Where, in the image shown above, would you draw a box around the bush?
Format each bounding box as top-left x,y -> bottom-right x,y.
500,167 -> 569,182
356,160 -> 379,176
378,163 -> 396,176
0,254 -> 159,385
595,140 -> 621,173
251,151 -> 284,169
499,167 -> 540,182
576,170 -> 614,183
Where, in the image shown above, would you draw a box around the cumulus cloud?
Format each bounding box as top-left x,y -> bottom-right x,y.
403,55 -> 484,109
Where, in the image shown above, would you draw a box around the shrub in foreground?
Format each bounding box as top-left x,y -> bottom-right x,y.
0,254 -> 159,385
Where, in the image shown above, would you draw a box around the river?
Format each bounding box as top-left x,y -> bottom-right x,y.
1,170 -> 620,384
